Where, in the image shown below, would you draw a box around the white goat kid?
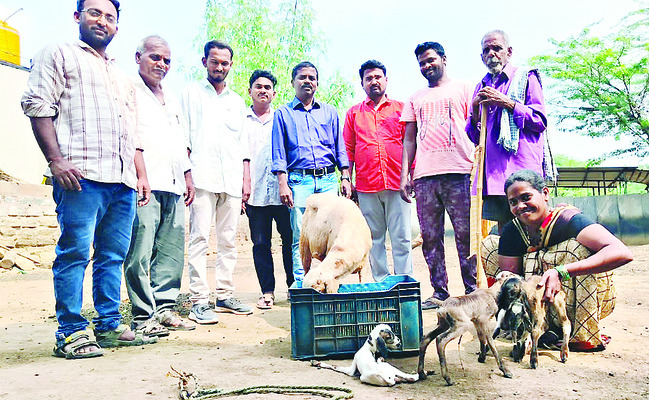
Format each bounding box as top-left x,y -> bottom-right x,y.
311,324 -> 419,386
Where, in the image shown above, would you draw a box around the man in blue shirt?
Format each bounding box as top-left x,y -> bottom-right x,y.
271,61 -> 351,283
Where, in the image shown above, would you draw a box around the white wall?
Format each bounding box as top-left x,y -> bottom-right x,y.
0,63 -> 46,184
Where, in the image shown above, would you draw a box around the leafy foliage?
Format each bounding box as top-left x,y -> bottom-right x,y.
531,5 -> 649,162
191,0 -> 354,111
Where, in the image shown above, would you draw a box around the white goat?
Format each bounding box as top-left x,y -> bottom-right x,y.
300,193 -> 371,293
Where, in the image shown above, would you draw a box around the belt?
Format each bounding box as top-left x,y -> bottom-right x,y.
290,165 -> 336,177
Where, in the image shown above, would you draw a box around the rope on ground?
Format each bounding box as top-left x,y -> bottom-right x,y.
168,366 -> 354,400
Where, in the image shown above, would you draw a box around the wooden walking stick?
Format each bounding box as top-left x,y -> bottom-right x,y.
469,107 -> 488,288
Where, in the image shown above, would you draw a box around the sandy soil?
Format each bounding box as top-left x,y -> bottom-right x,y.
1,220 -> 649,400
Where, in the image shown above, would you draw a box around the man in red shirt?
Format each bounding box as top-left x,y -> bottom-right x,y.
343,60 -> 412,282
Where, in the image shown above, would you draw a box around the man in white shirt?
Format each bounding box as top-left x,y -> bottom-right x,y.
123,35 -> 196,336
181,40 -> 252,323
244,70 -> 293,309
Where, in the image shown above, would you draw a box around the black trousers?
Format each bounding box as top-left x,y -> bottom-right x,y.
246,204 -> 294,293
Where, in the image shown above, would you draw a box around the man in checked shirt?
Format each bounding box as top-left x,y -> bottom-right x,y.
21,0 -> 155,359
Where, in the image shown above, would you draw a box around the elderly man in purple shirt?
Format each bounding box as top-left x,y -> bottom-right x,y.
271,61 -> 352,283
466,30 -> 547,232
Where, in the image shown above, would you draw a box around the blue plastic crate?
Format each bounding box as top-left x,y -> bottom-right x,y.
289,275 -> 422,360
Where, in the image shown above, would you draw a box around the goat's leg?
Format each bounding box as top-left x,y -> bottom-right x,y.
477,338 -> 488,363
417,322 -> 448,380
300,235 -> 312,275
553,293 -> 571,363
530,321 -> 546,369
477,316 -> 512,379
436,325 -> 467,386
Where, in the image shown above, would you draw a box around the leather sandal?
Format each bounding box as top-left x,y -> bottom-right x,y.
133,318 -> 170,337
95,324 -> 158,348
53,330 -> 104,359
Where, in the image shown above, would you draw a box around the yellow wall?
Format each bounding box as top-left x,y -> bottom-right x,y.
0,22 -> 20,66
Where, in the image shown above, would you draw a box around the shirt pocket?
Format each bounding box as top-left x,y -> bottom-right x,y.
380,113 -> 404,141
318,122 -> 334,147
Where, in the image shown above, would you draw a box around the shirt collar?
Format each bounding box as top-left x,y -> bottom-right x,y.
76,39 -> 113,62
202,80 -> 231,96
246,106 -> 274,122
290,96 -> 321,110
363,95 -> 392,108
482,62 -> 516,85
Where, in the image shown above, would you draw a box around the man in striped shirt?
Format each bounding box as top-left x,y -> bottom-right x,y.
21,0 -> 155,359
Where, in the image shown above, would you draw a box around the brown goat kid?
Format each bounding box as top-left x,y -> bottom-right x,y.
494,274 -> 571,369
418,275 -> 513,386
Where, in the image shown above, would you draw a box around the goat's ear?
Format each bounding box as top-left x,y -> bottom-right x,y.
375,335 -> 389,360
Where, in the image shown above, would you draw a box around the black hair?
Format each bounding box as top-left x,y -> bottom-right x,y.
414,41 -> 445,58
203,40 -> 234,60
249,70 -> 277,88
504,169 -> 546,193
291,61 -> 318,81
358,59 -> 386,80
77,0 -> 120,19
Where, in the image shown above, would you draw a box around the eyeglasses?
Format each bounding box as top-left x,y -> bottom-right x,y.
149,53 -> 171,66
81,8 -> 117,25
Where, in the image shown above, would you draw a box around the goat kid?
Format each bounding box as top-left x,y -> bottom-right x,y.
418,274 -> 513,386
493,274 -> 571,369
312,324 -> 418,386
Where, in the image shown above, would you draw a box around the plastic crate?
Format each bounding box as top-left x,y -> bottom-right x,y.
289,275 -> 422,360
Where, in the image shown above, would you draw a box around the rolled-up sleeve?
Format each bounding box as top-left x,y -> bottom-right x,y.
21,45 -> 63,118
271,110 -> 288,173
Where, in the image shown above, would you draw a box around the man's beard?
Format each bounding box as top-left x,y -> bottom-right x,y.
80,28 -> 114,50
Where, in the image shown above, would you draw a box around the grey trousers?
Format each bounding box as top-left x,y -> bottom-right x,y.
357,190 -> 413,282
123,191 -> 185,325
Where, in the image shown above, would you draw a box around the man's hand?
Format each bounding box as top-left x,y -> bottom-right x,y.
399,176 -> 414,203
538,268 -> 563,303
49,157 -> 84,191
242,160 -> 251,203
476,86 -> 516,110
340,178 -> 352,199
277,172 -> 294,208
137,177 -> 151,207
184,170 -> 195,206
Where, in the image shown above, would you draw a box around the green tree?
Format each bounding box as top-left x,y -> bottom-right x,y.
192,0 -> 354,110
531,4 -> 649,162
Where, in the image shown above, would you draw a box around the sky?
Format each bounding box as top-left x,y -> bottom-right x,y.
0,0 -> 643,165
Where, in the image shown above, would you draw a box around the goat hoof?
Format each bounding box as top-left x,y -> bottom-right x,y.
444,377 -> 454,386
418,371 -> 428,380
530,361 -> 538,369
478,354 -> 486,363
503,370 -> 513,379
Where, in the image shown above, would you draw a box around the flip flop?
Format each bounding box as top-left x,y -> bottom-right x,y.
133,318 -> 170,337
256,294 -> 274,310
53,330 -> 104,359
95,324 -> 158,348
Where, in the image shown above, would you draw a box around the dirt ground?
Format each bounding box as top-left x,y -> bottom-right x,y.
1,218 -> 649,400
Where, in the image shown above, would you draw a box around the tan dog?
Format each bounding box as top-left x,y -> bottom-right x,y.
300,193 -> 371,293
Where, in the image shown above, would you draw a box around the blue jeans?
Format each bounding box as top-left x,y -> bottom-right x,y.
52,180 -> 136,343
123,191 -> 185,326
287,171 -> 339,282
